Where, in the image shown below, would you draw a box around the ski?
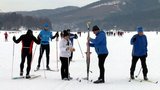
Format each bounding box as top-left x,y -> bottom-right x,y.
76,77 -> 93,82
128,78 -> 141,82
140,79 -> 158,84
85,21 -> 92,81
28,75 -> 41,80
34,69 -> 59,72
12,75 -> 41,80
12,76 -> 25,79
129,78 -> 158,84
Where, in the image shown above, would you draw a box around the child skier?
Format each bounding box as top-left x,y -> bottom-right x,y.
59,30 -> 75,80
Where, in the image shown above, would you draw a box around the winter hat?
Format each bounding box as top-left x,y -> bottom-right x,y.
62,30 -> 69,37
43,23 -> 49,27
67,29 -> 71,32
92,25 -> 100,31
137,26 -> 143,33
26,29 -> 33,35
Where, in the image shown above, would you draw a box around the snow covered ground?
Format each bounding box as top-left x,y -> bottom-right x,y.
0,30 -> 160,90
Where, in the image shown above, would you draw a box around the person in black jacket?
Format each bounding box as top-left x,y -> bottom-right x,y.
13,29 -> 40,79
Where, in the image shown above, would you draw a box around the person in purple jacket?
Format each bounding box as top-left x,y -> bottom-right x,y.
130,26 -> 148,80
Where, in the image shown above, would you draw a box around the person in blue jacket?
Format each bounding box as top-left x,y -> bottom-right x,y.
130,26 -> 148,80
88,25 -> 109,84
36,23 -> 59,70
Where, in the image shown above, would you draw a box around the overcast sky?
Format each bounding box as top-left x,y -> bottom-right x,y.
0,0 -> 99,12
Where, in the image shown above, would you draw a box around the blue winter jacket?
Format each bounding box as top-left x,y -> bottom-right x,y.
89,31 -> 108,55
131,34 -> 148,56
39,30 -> 53,45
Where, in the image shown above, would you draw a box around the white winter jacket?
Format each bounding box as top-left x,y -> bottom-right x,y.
59,38 -> 73,58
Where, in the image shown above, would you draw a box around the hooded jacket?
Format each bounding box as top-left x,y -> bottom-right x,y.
131,34 -> 148,56
89,31 -> 108,55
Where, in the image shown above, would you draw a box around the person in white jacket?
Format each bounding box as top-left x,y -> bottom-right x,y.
59,30 -> 75,80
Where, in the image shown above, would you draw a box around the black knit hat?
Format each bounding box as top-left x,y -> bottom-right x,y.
62,30 -> 69,37
92,25 -> 100,31
26,29 -> 33,35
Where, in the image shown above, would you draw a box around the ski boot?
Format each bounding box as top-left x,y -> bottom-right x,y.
36,65 -> 40,70
46,66 -> 51,70
144,76 -> 148,81
26,75 -> 31,79
20,72 -> 23,76
130,75 -> 135,80
93,79 -> 105,84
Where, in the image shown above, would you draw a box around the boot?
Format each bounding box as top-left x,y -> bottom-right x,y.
36,65 -> 40,70
144,76 -> 148,81
26,75 -> 31,79
20,72 -> 23,76
46,66 -> 51,70
130,75 -> 135,79
93,79 -> 105,84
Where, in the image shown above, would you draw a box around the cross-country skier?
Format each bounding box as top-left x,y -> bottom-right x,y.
36,23 -> 59,70
59,30 -> 75,80
13,29 -> 40,79
67,29 -> 78,61
88,25 -> 109,84
130,26 -> 148,80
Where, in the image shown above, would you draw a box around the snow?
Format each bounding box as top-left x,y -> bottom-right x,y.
0,31 -> 160,90
90,1 -> 120,9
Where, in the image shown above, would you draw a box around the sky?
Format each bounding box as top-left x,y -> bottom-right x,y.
0,0 -> 99,12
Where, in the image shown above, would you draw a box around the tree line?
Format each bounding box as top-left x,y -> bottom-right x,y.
0,12 -> 51,30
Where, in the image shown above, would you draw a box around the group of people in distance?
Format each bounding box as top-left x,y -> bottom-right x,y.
13,23 -> 148,84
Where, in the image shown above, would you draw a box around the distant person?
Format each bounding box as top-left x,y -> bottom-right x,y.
67,29 -> 78,61
77,32 -> 81,37
36,23 -> 59,70
88,25 -> 109,84
13,29 -> 40,79
130,27 -> 148,80
59,30 -> 75,80
4,32 -> 8,41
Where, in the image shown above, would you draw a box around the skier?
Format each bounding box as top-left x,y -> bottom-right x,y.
4,32 -> 8,41
59,30 -> 75,80
13,29 -> 40,79
88,25 -> 109,84
36,23 -> 59,70
130,26 -> 148,80
67,29 -> 78,61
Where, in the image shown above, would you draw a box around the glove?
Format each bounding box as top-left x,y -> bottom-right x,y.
133,37 -> 136,42
13,36 -> 16,41
74,34 -> 78,39
37,35 -> 41,44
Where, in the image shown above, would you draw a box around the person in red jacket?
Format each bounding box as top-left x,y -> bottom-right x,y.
13,29 -> 40,79
4,32 -> 8,41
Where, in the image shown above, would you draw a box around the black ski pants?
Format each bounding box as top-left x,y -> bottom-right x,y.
60,57 -> 71,79
98,54 -> 108,80
20,49 -> 32,75
130,56 -> 148,77
38,44 -> 50,67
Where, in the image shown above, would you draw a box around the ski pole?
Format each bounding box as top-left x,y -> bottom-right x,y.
56,37 -> 59,71
31,45 -> 37,65
135,67 -> 142,78
11,42 -> 15,78
68,55 -> 70,80
77,39 -> 84,58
